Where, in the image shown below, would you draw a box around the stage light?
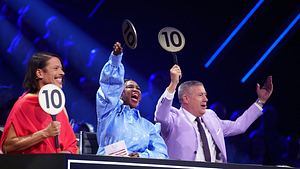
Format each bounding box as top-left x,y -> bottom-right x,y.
204,0 -> 264,68
241,12 -> 300,83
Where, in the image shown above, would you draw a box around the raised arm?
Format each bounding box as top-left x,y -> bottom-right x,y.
222,76 -> 274,137
96,42 -> 124,119
155,65 -> 181,133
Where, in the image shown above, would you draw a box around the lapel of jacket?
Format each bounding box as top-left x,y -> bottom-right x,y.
202,115 -> 225,156
180,107 -> 198,136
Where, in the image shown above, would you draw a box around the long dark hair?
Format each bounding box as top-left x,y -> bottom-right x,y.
23,52 -> 61,93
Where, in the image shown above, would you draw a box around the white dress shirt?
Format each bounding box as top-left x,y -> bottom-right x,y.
183,109 -> 217,162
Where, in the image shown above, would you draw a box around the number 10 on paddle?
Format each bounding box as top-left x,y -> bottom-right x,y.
158,27 -> 185,65
39,84 -> 66,149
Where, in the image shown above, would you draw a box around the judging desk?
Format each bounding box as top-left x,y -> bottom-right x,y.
0,154 -> 296,169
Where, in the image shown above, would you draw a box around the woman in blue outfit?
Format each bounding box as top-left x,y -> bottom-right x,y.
96,42 -> 168,159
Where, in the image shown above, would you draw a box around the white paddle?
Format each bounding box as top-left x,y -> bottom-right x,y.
38,84 -> 65,149
158,27 -> 185,65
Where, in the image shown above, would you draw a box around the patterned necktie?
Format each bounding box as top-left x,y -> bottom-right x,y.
196,117 -> 211,162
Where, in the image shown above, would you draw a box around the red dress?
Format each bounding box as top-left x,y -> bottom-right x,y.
0,93 -> 78,154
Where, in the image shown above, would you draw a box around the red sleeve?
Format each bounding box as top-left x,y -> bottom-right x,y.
57,111 -> 78,154
0,100 -> 20,152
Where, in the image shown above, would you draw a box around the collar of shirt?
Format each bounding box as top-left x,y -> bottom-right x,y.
122,105 -> 141,120
182,107 -> 199,123
182,107 -> 218,162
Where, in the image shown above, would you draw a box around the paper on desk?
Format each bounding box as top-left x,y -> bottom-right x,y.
104,140 -> 128,156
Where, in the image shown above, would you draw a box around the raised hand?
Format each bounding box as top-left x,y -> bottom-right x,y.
113,42 -> 123,55
167,64 -> 182,93
170,64 -> 182,85
256,76 -> 273,103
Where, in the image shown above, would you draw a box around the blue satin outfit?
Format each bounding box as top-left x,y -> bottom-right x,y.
96,52 -> 168,159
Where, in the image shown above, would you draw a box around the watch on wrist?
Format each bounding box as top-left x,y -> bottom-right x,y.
256,99 -> 265,108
